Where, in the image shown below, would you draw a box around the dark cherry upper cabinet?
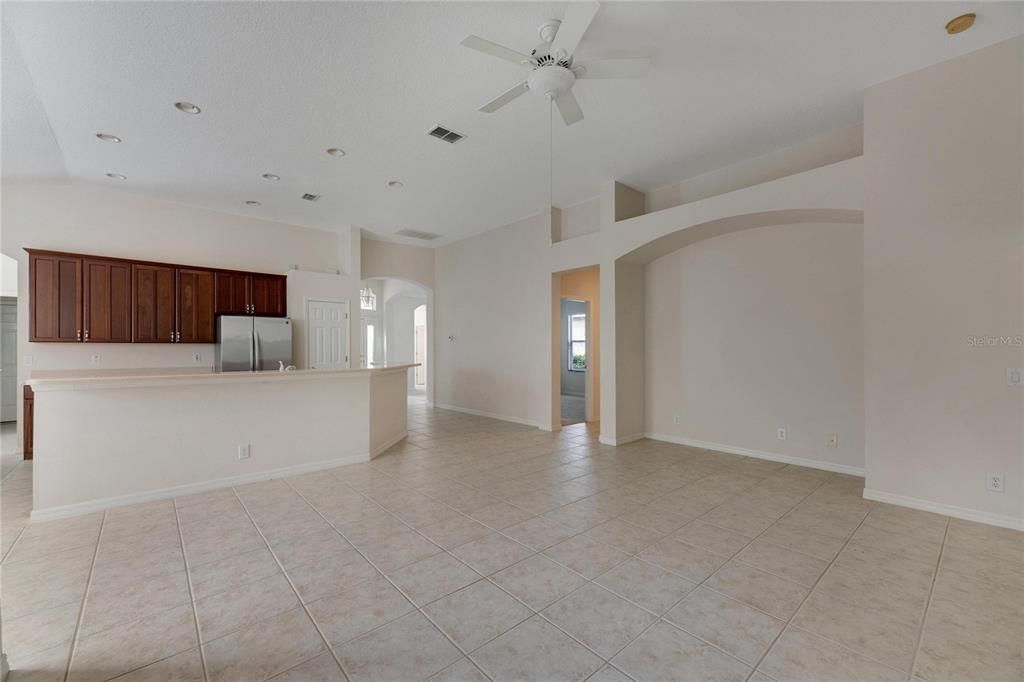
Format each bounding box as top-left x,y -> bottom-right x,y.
133,264 -> 176,343
214,271 -> 249,316
29,252 -> 82,341
177,269 -> 215,343
250,274 -> 286,317
83,259 -> 131,343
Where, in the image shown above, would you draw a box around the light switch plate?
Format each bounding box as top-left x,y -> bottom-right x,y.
1008,369 -> 1023,387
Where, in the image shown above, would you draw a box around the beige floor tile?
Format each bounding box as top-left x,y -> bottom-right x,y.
183,526 -> 266,567
79,569 -> 190,638
588,666 -> 633,682
583,518 -> 665,555
705,560 -> 810,619
542,535 -> 629,579
5,640 -> 72,682
758,626 -> 906,682
203,606 -> 326,682
387,552 -> 482,606
189,546 -> 281,599
336,611 -> 463,681
490,555 -> 587,610
467,501 -> 535,530
424,580 -> 533,652
757,523 -> 847,562
308,574 -> 414,646
68,604 -> 198,682
666,587 -> 784,665
470,616 -> 603,682
639,537 -> 730,582
618,504 -> 694,534
418,515 -> 492,550
541,583 -> 657,658
271,652 -> 346,681
115,648 -> 204,682
595,558 -> 697,615
392,499 -> 462,528
3,603 -> 81,661
735,538 -> 830,587
450,532 -> 535,576
429,657 -> 489,682
612,621 -> 752,681
195,572 -> 300,642
334,513 -> 410,546
849,523 -> 942,565
833,541 -> 936,586
357,528 -> 443,572
812,563 -> 929,625
674,519 -> 755,557
266,527 -> 353,569
502,516 -> 578,551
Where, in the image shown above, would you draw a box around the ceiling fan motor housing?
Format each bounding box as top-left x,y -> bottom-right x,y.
527,65 -> 576,100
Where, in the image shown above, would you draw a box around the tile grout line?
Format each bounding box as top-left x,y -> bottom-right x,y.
173,495 -> 211,682
230,485 -> 354,682
60,510 -> 107,682
906,516 -> 951,681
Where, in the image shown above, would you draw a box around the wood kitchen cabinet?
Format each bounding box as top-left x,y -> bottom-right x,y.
83,258 -> 132,342
250,274 -> 286,316
29,252 -> 82,341
216,271 -> 287,317
132,264 -> 176,343
177,268 -> 215,343
214,271 -> 249,316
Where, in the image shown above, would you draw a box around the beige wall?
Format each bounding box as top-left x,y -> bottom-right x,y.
645,222 -> 865,472
361,237 -> 435,289
863,37 -> 1023,526
434,213 -> 552,427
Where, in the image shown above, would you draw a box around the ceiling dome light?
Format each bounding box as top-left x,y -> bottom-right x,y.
945,13 -> 976,34
386,180 -> 404,189
105,173 -> 127,180
245,200 -> 261,206
174,101 -> 201,114
96,133 -> 121,143
326,148 -> 346,157
262,173 -> 280,181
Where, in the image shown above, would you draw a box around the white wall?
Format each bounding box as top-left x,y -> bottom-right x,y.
1,254 -> 17,297
434,212 -> 552,428
645,222 -> 865,473
361,237 -> 435,289
863,37 -> 1023,527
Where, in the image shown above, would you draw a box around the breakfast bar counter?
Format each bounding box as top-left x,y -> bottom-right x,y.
27,364 -> 415,520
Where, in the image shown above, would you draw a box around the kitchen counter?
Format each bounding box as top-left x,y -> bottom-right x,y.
29,364 -> 417,520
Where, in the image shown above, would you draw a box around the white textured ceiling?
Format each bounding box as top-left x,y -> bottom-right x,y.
3,2 -> 1021,245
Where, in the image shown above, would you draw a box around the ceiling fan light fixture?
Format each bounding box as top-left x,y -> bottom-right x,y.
262,173 -> 281,181
174,101 -> 201,114
96,133 -> 121,143
386,180 -> 404,189
326,148 -> 346,157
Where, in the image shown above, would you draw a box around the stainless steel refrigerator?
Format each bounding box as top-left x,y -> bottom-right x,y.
215,316 -> 292,372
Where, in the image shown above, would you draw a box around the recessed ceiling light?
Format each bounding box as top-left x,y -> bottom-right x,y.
96,133 -> 121,143
945,13 -> 976,34
262,173 -> 280,181
387,180 -> 404,189
174,101 -> 201,114
245,200 -> 261,206
326,148 -> 346,157
105,173 -> 127,180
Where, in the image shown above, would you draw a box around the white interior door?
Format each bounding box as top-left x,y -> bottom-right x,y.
306,300 -> 349,369
1,301 -> 17,422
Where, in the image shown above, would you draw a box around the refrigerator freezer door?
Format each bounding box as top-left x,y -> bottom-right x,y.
216,316 -> 255,372
253,317 -> 292,370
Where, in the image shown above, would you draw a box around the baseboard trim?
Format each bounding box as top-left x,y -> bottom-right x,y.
29,454 -> 369,522
645,432 -> 866,477
863,488 -> 1023,531
371,431 -> 408,458
433,403 -> 547,430
599,433 -> 645,446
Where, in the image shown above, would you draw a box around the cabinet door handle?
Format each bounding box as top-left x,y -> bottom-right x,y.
84,330 -> 89,340
76,329 -> 81,341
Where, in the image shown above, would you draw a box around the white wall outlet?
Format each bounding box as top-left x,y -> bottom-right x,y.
1008,368 -> 1023,387
673,415 -> 681,425
237,444 -> 251,460
777,427 -> 787,441
192,353 -> 203,363
986,473 -> 1005,493
828,433 -> 839,448
90,354 -> 102,366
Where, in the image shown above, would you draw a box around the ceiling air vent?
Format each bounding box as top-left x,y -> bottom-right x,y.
300,193 -> 321,202
428,125 -> 465,144
396,229 -> 441,241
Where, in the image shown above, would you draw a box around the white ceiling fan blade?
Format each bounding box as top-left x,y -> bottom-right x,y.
460,35 -> 533,66
479,81 -> 530,113
556,91 -> 584,126
578,58 -> 649,79
551,1 -> 600,58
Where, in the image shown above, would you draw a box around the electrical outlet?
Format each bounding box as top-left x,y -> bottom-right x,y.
986,473 -> 1005,493
776,427 -> 787,441
90,354 -> 102,366
828,433 -> 839,448
237,444 -> 251,460
192,353 -> 202,363
672,415 -> 681,425
1008,368 -> 1023,387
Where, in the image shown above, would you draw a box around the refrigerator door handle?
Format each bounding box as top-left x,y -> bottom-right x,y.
254,329 -> 261,371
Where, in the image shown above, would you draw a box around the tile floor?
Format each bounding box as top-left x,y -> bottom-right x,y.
1,400 -> 1021,681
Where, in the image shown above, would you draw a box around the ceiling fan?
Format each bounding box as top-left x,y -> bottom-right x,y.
460,2 -> 649,126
